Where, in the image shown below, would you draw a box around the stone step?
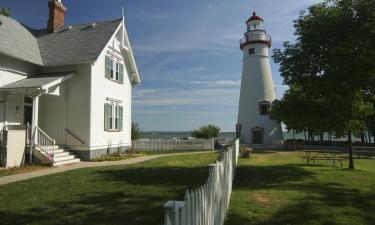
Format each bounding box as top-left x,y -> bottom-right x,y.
53,149 -> 65,154
39,145 -> 62,150
53,158 -> 80,166
54,154 -> 75,162
53,151 -> 71,157
35,146 -> 81,166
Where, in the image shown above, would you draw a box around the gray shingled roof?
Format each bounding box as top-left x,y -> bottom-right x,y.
34,19 -> 122,66
0,15 -> 43,65
0,15 -> 122,66
0,72 -> 73,89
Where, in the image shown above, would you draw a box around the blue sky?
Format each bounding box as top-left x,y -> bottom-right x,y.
2,0 -> 321,132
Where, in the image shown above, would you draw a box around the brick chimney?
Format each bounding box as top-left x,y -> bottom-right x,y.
47,0 -> 67,33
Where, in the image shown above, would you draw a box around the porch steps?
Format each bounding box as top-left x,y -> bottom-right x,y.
52,149 -> 81,166
35,146 -> 81,166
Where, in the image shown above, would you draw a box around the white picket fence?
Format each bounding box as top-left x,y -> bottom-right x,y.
132,139 -> 215,152
163,139 -> 240,225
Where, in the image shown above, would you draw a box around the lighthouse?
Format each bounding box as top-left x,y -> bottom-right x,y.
236,12 -> 283,145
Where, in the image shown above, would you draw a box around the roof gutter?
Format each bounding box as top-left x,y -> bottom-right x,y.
0,66 -> 27,76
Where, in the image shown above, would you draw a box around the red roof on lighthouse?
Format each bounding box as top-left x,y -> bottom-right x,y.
246,12 -> 264,23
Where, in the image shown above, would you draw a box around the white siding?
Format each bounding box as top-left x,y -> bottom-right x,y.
0,54 -> 38,87
41,64 -> 91,150
39,94 -> 66,144
90,23 -> 132,150
0,93 -> 24,130
0,54 -> 38,130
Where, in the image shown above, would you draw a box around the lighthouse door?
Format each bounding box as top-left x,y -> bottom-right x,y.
252,128 -> 264,144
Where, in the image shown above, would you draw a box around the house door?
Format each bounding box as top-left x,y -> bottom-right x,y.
252,128 -> 264,144
24,97 -> 33,125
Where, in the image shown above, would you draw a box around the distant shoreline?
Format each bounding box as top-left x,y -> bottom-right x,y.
142,131 -> 236,140
141,131 -> 355,142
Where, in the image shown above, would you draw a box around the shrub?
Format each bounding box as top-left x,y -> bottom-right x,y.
131,123 -> 143,140
191,124 -> 221,139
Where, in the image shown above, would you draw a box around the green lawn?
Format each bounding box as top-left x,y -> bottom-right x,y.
0,152 -> 219,225
225,151 -> 375,225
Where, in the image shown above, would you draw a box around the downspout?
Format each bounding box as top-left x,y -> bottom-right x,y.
0,92 -> 8,166
2,92 -> 8,128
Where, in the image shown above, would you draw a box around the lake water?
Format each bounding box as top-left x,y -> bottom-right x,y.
142,131 -> 352,141
142,132 -> 236,140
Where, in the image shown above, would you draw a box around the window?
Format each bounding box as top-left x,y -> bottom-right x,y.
105,56 -> 114,79
249,48 -> 255,55
105,55 -> 124,83
259,101 -> 270,115
104,102 -> 123,131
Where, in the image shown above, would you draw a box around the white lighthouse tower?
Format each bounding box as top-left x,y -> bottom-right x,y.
237,12 -> 283,145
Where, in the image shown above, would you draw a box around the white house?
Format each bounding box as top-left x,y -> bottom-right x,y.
0,0 -> 141,166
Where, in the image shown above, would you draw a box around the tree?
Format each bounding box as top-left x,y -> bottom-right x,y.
131,123 -> 143,141
272,0 -> 375,169
0,8 -> 10,17
191,124 -> 221,139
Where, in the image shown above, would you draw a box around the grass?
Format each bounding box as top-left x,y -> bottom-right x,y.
0,165 -> 50,177
225,151 -> 375,225
0,152 -> 219,225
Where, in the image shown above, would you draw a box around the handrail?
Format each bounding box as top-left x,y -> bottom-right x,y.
32,126 -> 55,164
36,127 -> 54,142
64,128 -> 85,145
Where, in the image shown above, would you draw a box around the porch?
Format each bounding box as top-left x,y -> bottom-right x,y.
0,72 -> 82,166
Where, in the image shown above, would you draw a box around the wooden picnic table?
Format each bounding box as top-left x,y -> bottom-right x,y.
301,150 -> 347,167
353,147 -> 375,159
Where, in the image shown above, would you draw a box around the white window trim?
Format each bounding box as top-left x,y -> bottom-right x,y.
105,99 -> 123,132
105,54 -> 124,84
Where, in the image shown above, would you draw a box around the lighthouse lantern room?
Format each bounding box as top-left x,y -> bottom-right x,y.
237,12 -> 283,146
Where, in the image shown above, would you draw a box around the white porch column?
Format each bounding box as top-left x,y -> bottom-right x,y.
32,94 -> 40,145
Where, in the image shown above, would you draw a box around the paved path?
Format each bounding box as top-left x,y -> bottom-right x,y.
0,151 -> 214,186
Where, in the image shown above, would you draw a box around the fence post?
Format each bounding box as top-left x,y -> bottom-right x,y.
164,201 -> 186,225
163,139 -> 239,225
184,191 -> 190,225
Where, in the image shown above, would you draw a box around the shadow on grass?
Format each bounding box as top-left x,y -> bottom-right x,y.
0,192 -> 164,225
97,166 -> 210,191
0,166 -> 211,225
233,164 -> 314,190
251,150 -> 280,154
227,163 -> 375,225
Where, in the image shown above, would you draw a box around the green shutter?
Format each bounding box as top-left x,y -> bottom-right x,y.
118,106 -> 123,131
104,103 -> 112,131
119,64 -> 124,84
105,56 -> 111,79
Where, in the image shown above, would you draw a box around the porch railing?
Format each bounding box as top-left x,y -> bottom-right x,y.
32,126 -> 56,164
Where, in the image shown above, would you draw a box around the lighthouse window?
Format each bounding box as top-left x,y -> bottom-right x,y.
259,101 -> 270,115
249,48 -> 255,55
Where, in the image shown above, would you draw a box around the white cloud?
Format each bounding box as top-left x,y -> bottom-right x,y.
166,67 -> 208,73
189,79 -> 241,87
133,87 -> 239,106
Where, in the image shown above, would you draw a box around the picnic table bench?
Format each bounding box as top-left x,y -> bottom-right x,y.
353,147 -> 375,159
300,150 -> 347,167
